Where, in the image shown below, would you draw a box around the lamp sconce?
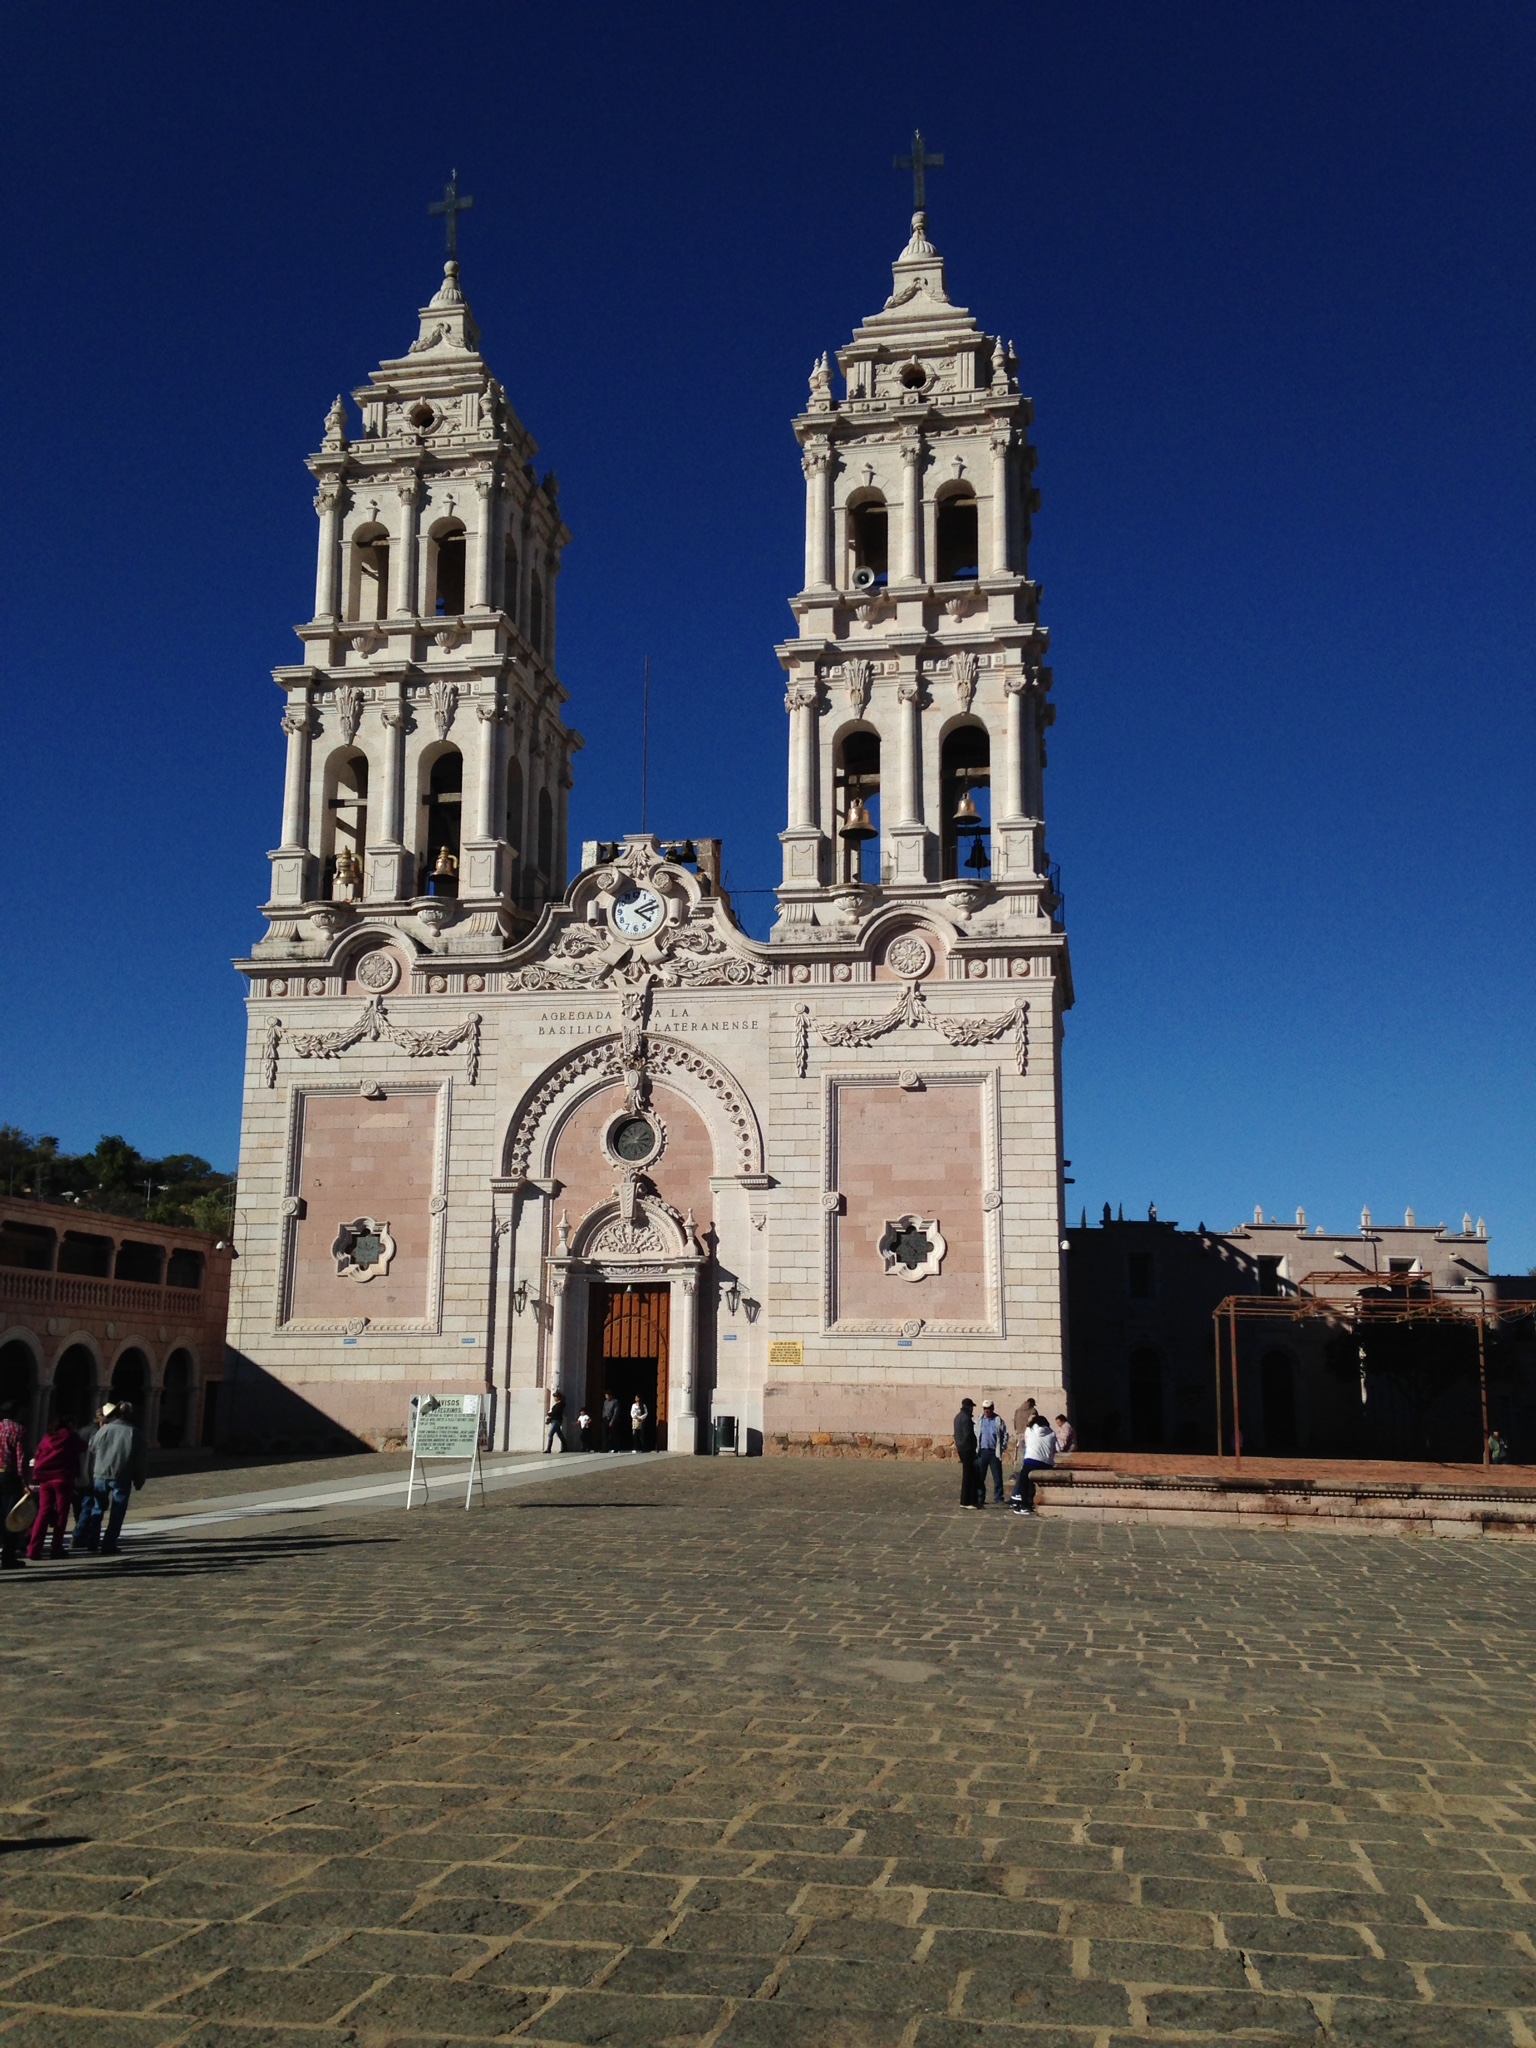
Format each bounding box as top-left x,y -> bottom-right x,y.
513,1279 -> 534,1316
722,1278 -> 741,1317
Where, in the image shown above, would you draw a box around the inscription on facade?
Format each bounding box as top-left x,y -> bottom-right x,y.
534,1008 -> 761,1040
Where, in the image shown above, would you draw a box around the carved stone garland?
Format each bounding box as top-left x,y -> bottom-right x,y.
264,994 -> 481,1087
794,981 -> 1029,1078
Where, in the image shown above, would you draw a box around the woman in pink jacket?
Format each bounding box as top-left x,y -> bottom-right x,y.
28,1419 -> 84,1560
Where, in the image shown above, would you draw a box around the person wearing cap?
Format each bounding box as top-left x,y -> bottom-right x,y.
84,1401 -> 148,1555
975,1401 -> 1010,1505
953,1398 -> 982,1508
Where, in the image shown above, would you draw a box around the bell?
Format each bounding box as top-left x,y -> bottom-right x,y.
953,787 -> 983,831
432,845 -> 458,877
964,834 -> 990,874
840,797 -> 876,844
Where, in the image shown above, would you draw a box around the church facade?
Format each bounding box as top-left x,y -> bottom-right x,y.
229,210 -> 1074,1454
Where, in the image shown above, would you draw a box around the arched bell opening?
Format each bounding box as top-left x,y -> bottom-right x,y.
846,492 -> 889,589
347,524 -> 390,622
836,728 -> 881,886
321,748 -> 369,902
428,520 -> 467,617
940,723 -> 991,881
935,485 -> 979,583
419,747 -> 463,898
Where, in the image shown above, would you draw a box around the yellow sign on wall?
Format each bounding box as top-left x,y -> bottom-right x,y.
768,1339 -> 804,1367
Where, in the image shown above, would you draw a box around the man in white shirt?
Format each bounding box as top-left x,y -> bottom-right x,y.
1011,1416 -> 1058,1515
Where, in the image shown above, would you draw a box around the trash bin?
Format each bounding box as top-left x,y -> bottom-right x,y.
714,1414 -> 738,1455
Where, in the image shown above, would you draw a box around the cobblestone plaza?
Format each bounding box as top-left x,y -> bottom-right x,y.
1,1459 -> 1533,2043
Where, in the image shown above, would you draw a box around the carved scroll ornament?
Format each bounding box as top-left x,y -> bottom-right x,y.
795,981 -> 1029,1078
264,994 -> 481,1086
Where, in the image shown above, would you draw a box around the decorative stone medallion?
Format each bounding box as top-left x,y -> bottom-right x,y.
306,977 -> 326,996
332,1217 -> 396,1282
355,950 -> 400,993
878,1214 -> 947,1282
885,934 -> 934,980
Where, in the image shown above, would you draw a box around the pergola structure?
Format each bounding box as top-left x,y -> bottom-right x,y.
1213,1270 -> 1534,1464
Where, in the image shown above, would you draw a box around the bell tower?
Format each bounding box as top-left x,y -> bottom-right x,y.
774,193 -> 1058,942
259,260 -> 581,959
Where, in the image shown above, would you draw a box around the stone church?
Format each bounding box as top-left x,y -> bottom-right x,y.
230,203 -> 1073,1454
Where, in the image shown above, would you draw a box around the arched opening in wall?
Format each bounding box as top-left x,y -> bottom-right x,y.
421,750 -> 463,896
537,788 -> 554,892
847,495 -> 888,587
0,1340 -> 36,1428
1261,1349 -> 1298,1454
323,750 -> 369,901
940,723 -> 991,881
430,522 -> 467,617
936,486 -> 979,582
348,525 -> 390,622
502,535 -> 519,623
159,1350 -> 193,1448
835,729 -> 881,886
529,575 -> 545,656
51,1345 -> 95,1427
111,1349 -> 150,1414
165,1249 -> 204,1292
114,1241 -> 163,1285
506,758 -> 524,868
1128,1346 -> 1164,1448
58,1231 -> 111,1276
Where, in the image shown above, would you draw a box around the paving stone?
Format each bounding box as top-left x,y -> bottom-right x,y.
1,1457 -> 1534,2045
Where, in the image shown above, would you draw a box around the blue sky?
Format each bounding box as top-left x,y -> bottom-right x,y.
3,1 -> 1533,1259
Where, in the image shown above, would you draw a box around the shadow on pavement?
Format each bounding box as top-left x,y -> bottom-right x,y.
12,1531 -> 400,1583
0,1837 -> 92,1856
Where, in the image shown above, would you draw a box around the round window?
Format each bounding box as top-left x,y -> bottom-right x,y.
409,401 -> 437,431
609,1116 -> 658,1164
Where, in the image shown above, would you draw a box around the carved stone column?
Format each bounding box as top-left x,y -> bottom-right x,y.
882,672 -> 928,886
470,475 -> 494,610
546,1269 -> 569,1395
366,689 -> 412,901
392,475 -> 421,617
313,482 -> 344,621
785,679 -> 819,831
802,445 -> 832,591
1001,673 -> 1027,823
898,433 -> 923,583
269,698 -> 314,905
989,432 -> 1012,576
669,1270 -> 698,1449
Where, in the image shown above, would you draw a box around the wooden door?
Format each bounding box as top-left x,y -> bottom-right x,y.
586,1283 -> 671,1447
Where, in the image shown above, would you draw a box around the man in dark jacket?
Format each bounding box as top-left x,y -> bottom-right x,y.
953,1398 -> 981,1508
602,1391 -> 622,1451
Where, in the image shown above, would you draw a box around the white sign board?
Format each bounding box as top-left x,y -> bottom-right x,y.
406,1394 -> 486,1510
410,1394 -> 483,1459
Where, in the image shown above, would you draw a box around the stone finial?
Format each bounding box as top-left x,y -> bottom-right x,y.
990,337 -> 1011,394
1148,1203 -> 1157,1222
1477,1216 -> 1487,1239
1296,1207 -> 1306,1229
1361,1205 -> 1373,1230
1463,1212 -> 1474,1235
1405,1206 -> 1416,1227
808,350 -> 834,411
1254,1203 -> 1264,1224
556,1209 -> 571,1252
323,394 -> 349,450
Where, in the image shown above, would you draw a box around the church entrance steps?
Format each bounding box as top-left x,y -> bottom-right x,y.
1035,1452 -> 1536,1538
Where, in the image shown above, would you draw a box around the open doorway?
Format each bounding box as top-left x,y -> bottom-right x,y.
586,1283 -> 670,1451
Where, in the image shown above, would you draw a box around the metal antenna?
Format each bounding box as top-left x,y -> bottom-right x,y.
640,657 -> 651,833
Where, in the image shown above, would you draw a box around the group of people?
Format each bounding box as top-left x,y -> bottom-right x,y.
544,1389 -> 653,1454
0,1399 -> 149,1566
953,1397 -> 1075,1514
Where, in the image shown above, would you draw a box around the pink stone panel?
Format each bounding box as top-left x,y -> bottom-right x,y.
834,1081 -> 986,1322
289,1090 -> 438,1322
550,1083 -> 716,1243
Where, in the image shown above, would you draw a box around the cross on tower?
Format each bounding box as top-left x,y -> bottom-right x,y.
894,130 -> 944,211
429,170 -> 475,260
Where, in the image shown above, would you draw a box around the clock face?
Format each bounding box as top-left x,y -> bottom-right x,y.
609,1115 -> 659,1164
611,886 -> 665,938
